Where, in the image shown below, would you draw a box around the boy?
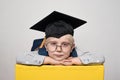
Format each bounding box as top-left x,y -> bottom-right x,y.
16,11 -> 105,65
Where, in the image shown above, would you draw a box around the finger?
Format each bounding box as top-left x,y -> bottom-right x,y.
62,62 -> 73,66
63,60 -> 71,62
67,57 -> 73,59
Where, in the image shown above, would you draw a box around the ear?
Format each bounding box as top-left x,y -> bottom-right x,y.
71,43 -> 75,52
44,42 -> 48,51
44,43 -> 46,48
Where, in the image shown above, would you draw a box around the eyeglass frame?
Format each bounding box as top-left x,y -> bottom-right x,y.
45,42 -> 74,52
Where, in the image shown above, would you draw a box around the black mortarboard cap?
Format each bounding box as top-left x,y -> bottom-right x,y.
30,11 -> 87,38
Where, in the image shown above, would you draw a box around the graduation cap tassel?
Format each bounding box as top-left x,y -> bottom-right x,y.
39,37 -> 46,48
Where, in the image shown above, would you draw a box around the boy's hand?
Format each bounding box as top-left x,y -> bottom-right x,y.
43,56 -> 62,65
62,57 -> 82,65
43,56 -> 82,66
61,59 -> 72,66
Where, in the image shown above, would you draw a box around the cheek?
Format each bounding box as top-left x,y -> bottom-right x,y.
47,51 -> 53,56
63,49 -> 71,55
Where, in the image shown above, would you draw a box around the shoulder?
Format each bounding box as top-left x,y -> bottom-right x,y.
31,38 -> 44,51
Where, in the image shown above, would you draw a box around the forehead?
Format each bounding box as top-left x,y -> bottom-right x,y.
46,34 -> 74,42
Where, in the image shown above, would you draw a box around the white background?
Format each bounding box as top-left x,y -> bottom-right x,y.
0,0 -> 120,80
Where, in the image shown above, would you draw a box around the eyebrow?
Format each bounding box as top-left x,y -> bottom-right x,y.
45,36 -> 74,43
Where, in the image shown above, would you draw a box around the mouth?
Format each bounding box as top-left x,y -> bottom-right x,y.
54,54 -> 64,57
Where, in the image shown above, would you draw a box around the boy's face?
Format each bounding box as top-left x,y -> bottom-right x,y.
45,34 -> 75,61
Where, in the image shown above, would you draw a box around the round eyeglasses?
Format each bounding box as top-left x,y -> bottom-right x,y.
45,42 -> 73,52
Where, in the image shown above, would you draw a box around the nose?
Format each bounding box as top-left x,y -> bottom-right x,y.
56,46 -> 62,52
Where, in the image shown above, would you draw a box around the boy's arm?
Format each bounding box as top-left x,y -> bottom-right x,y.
16,51 -> 62,65
78,52 -> 105,64
62,51 -> 105,65
16,51 -> 45,65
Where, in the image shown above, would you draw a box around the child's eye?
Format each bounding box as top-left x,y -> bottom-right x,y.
50,42 -> 57,46
62,43 -> 70,47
